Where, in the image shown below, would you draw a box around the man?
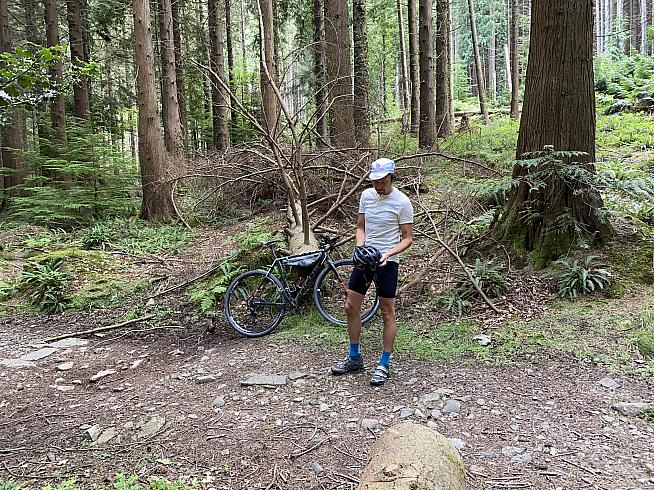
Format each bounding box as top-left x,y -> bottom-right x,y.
331,158 -> 414,386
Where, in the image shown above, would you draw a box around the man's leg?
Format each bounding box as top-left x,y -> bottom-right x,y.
331,287 -> 367,375
379,298 -> 397,354
370,263 -> 399,385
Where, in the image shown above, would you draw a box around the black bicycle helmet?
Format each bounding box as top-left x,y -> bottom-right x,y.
353,245 -> 382,270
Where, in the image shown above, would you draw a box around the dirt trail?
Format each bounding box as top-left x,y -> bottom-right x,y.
0,315 -> 652,489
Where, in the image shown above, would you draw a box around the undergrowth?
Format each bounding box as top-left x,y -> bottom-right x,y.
0,473 -> 197,489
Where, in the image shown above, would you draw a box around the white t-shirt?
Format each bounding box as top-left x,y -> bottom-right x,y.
358,187 -> 414,263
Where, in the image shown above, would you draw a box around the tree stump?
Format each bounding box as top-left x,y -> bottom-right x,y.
358,422 -> 466,490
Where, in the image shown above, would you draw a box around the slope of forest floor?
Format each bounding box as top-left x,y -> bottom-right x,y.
1,114 -> 654,489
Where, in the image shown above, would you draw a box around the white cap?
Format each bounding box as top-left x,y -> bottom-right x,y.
369,158 -> 395,180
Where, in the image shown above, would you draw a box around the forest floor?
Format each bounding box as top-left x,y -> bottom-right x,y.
0,225 -> 653,490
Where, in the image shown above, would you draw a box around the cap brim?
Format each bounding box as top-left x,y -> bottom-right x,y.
369,171 -> 391,181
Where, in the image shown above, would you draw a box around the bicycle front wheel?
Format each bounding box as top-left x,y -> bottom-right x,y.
313,259 -> 380,326
224,270 -> 287,337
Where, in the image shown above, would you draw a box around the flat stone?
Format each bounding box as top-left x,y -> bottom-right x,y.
448,437 -> 465,451
426,421 -> 439,430
240,374 -> 287,387
288,372 -> 308,381
19,347 -> 58,362
442,399 -> 462,415
361,418 -> 381,431
599,377 -> 620,390
0,359 -> 35,368
311,462 -> 324,475
612,402 -> 653,417
502,446 -> 524,458
57,362 -> 74,371
400,408 -> 413,418
196,375 -> 216,384
90,369 -> 116,382
130,359 -> 145,369
473,334 -> 492,346
55,385 -> 75,392
212,395 -> 226,408
138,416 -> 166,439
83,424 -> 103,442
319,403 -> 329,412
92,427 -> 117,445
48,338 -> 88,348
420,388 -> 454,408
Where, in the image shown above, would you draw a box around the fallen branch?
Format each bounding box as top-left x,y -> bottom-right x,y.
42,315 -> 156,343
416,202 -> 507,315
150,253 -> 239,298
395,150 -> 502,176
396,240 -> 450,297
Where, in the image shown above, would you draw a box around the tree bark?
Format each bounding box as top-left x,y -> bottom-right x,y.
208,0 -> 230,149
397,0 -> 411,130
133,0 -> 178,221
324,0 -> 355,147
467,0 -> 489,124
159,0 -> 184,158
488,21 -> 497,102
171,0 -> 188,148
258,0 -> 277,136
510,0 -> 519,118
632,0 -> 642,52
313,0 -> 328,146
494,0 -> 608,268
435,0 -> 451,137
624,0 -> 631,53
66,0 -> 90,119
408,0 -> 420,135
225,0 -> 237,129
353,0 -> 371,148
0,0 -> 24,206
44,0 -> 66,143
418,0 -> 435,148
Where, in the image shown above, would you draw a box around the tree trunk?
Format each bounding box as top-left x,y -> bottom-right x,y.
418,0 -> 435,148
0,0 -> 24,206
258,0 -> 277,136
44,0 -> 66,143
353,0 -> 371,148
632,0 -> 642,52
467,0 -> 489,124
66,0 -> 90,119
159,0 -> 184,158
624,0 -> 631,53
171,0 -> 188,148
225,0 -> 237,130
133,0 -> 178,221
510,0 -> 519,118
435,0 -> 451,137
397,0 -> 411,131
493,0 -> 608,268
641,0 -> 647,52
313,0 -> 328,146
408,0 -> 420,135
324,0 -> 355,147
208,0 -> 230,149
488,22 -> 497,102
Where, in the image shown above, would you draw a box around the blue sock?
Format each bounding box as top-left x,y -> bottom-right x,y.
379,351 -> 391,367
348,343 -> 360,359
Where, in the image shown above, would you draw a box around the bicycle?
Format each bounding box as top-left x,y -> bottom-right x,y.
223,235 -> 380,337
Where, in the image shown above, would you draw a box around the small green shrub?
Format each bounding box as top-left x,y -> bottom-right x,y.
18,257 -> 71,313
0,281 -> 15,300
436,291 -> 472,317
465,259 -> 508,298
636,308 -> 654,359
81,223 -> 111,249
230,218 -> 274,252
188,260 -> 244,313
556,256 -> 612,300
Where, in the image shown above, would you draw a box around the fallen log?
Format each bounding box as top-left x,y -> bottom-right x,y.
358,422 -> 466,490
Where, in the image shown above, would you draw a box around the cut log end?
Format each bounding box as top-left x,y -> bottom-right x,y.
358,422 -> 466,490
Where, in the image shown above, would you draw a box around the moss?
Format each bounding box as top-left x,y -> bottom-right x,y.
607,240 -> 654,285
29,248 -> 118,277
70,277 -> 148,310
636,330 -> 654,359
603,282 -> 627,299
444,448 -> 465,477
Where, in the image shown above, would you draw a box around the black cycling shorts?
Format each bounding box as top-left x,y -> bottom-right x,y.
348,261 -> 399,299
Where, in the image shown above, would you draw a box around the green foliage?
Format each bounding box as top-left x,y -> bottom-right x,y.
9,123 -> 138,227
595,53 -> 654,113
0,474 -> 197,490
636,308 -> 654,359
187,260 -> 244,313
0,281 -> 15,300
436,291 -> 472,317
0,45 -> 64,121
17,257 -> 71,313
230,218 -> 274,252
82,218 -> 191,255
70,277 -> 147,310
597,113 -> 654,150
556,256 -> 612,301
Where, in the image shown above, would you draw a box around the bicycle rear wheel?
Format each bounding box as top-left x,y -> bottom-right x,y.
224,270 -> 287,337
313,259 -> 380,326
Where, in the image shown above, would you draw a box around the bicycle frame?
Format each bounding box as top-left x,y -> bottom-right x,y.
259,245 -> 345,311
